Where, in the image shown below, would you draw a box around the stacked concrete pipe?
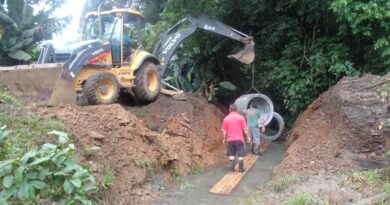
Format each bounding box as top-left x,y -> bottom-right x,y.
234,93 -> 284,141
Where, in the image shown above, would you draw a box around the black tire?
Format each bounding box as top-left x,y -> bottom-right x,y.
133,62 -> 160,102
83,72 -> 119,105
259,112 -> 285,141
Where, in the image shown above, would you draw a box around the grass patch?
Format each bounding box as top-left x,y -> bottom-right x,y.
0,87 -> 21,107
0,111 -> 65,151
100,165 -> 115,188
340,170 -> 381,192
383,182 -> 390,195
238,194 -> 263,205
171,168 -> 185,180
0,88 -> 65,155
190,165 -> 202,175
283,192 -> 329,205
179,181 -> 193,190
134,159 -> 159,176
265,175 -> 308,192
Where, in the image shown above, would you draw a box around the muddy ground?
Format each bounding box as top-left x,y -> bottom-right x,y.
35,94 -> 226,204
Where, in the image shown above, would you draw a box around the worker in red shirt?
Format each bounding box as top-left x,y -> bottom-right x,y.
221,104 -> 251,172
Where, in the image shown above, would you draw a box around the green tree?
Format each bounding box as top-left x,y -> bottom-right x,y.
331,0 -> 390,72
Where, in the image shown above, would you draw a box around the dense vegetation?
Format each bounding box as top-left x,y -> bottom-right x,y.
83,0 -> 390,123
1,0 -> 389,122
0,89 -> 98,204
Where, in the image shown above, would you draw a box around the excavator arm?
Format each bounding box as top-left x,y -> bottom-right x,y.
152,14 -> 255,76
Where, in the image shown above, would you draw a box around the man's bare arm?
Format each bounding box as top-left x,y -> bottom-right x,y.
244,128 -> 251,143
259,116 -> 266,132
222,130 -> 227,144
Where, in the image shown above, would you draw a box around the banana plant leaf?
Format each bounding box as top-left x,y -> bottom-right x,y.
8,50 -> 31,61
217,81 -> 237,91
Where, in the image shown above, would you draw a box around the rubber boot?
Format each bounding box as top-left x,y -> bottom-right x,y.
250,144 -> 255,155
229,160 -> 235,172
255,145 -> 261,156
238,160 -> 245,173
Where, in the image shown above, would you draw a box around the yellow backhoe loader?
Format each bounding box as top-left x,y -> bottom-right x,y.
0,6 -> 255,106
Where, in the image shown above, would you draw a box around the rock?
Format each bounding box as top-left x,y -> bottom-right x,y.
88,130 -> 105,140
119,119 -> 131,126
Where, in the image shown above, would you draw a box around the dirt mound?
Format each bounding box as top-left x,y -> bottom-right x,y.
36,94 -> 225,204
127,94 -> 226,162
274,74 -> 390,176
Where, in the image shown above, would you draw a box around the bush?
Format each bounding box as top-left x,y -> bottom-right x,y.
0,130 -> 97,205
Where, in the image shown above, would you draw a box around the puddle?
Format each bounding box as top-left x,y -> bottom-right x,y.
154,140 -> 286,205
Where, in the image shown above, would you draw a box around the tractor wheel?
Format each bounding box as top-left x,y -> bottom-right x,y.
83,72 -> 119,105
133,62 -> 160,102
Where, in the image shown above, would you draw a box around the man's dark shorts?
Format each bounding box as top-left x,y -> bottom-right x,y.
227,140 -> 246,157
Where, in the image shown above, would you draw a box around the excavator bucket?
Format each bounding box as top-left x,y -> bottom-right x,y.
228,40 -> 255,64
0,63 -> 76,106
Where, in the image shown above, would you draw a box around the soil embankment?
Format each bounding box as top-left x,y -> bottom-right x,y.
275,74 -> 390,176
245,74 -> 390,205
36,94 -> 226,204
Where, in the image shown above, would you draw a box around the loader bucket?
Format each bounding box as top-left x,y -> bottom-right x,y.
227,40 -> 255,64
0,63 -> 76,106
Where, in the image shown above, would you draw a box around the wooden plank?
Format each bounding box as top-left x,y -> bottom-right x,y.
209,141 -> 272,195
224,155 -> 258,194
209,155 -> 256,193
219,156 -> 257,195
216,157 -> 253,194
209,173 -> 235,193
209,155 -> 258,195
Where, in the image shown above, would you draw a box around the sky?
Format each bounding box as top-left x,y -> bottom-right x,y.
51,0 -> 87,48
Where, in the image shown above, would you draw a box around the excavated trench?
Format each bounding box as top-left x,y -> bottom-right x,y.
152,73 -> 390,204
26,73 -> 390,204
0,71 -> 382,205
34,92 -> 287,204
36,94 -> 230,204
153,141 -> 286,205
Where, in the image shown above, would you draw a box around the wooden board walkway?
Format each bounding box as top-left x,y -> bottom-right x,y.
209,141 -> 271,195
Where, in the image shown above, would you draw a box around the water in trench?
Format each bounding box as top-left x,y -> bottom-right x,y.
154,140 -> 286,205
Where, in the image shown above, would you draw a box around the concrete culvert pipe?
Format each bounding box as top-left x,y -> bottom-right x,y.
259,112 -> 285,141
234,93 -> 274,126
